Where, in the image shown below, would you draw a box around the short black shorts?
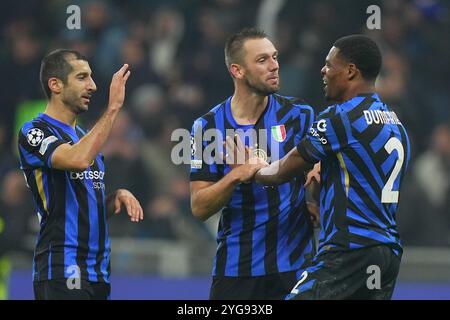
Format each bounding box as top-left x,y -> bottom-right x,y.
286,245 -> 401,300
33,278 -> 111,300
210,270 -> 299,300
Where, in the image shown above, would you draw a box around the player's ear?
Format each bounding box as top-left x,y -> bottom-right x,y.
229,63 -> 244,80
48,77 -> 63,95
347,63 -> 357,81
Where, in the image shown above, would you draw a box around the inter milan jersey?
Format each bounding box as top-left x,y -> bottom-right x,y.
18,113 -> 110,283
297,93 -> 411,257
190,94 -> 315,277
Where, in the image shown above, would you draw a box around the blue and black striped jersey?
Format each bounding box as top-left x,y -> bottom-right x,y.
297,93 -> 411,256
18,113 -> 110,283
190,94 -> 315,277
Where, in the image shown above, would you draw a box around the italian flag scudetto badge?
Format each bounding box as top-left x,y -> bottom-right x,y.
271,124 -> 286,142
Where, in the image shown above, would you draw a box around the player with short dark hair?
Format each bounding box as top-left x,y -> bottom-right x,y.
332,34 -> 382,81
224,28 -> 268,69
39,49 -> 88,99
190,28 -> 316,300
18,49 -> 143,300
230,34 -> 411,299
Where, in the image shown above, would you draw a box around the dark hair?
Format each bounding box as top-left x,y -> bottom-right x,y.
333,35 -> 382,81
224,28 -> 267,68
39,49 -> 87,98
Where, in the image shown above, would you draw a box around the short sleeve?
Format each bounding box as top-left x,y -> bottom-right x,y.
189,119 -> 222,182
293,104 -> 315,146
18,122 -> 67,169
296,106 -> 349,163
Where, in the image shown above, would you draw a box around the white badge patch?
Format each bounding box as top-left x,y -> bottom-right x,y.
317,119 -> 327,132
26,128 -> 44,146
39,135 -> 58,155
191,159 -> 202,169
190,136 -> 196,157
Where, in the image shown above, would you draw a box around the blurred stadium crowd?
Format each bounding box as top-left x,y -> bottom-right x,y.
0,0 -> 449,266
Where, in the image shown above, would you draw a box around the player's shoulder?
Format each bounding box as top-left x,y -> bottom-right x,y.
316,104 -> 339,120
317,94 -> 384,123
272,94 -> 314,114
191,98 -> 227,129
19,116 -> 51,138
18,117 -> 52,152
335,93 -> 381,115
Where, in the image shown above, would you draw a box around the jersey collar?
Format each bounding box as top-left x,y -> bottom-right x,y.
38,113 -> 76,134
225,95 -> 272,129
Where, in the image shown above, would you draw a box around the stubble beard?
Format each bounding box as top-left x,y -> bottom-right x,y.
244,76 -> 279,96
62,91 -> 88,115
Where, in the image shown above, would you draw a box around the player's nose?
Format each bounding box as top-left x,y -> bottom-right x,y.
88,78 -> 97,92
268,57 -> 279,72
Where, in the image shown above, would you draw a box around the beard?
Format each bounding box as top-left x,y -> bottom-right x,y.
244,76 -> 279,96
62,90 -> 88,114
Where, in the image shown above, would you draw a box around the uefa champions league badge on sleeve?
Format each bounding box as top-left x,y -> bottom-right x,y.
190,136 -> 203,169
26,128 -> 45,146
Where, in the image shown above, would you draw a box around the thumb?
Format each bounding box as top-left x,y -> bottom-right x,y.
114,197 -> 121,214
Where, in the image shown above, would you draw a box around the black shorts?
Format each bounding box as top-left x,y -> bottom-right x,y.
286,245 -> 401,300
210,270 -> 299,300
33,278 -> 111,300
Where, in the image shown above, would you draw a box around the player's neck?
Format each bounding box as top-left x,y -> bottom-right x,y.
44,99 -> 77,128
230,90 -> 268,125
338,82 -> 376,103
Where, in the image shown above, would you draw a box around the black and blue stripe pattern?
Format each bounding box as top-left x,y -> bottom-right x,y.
191,94 -> 315,277
297,93 -> 411,256
18,113 -> 110,283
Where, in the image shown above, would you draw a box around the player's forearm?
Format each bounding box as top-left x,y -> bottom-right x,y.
69,108 -> 119,169
53,65 -> 129,172
254,160 -> 288,185
191,173 -> 241,221
255,147 -> 313,186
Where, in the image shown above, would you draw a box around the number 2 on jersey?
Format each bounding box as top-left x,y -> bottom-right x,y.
381,137 -> 404,203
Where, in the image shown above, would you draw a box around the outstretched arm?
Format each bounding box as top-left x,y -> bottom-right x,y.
255,147 -> 314,186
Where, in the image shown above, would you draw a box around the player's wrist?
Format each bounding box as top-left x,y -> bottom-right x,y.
106,106 -> 121,114
106,100 -> 123,112
228,168 -> 244,185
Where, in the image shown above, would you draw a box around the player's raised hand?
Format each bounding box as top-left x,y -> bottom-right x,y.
108,64 -> 131,111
